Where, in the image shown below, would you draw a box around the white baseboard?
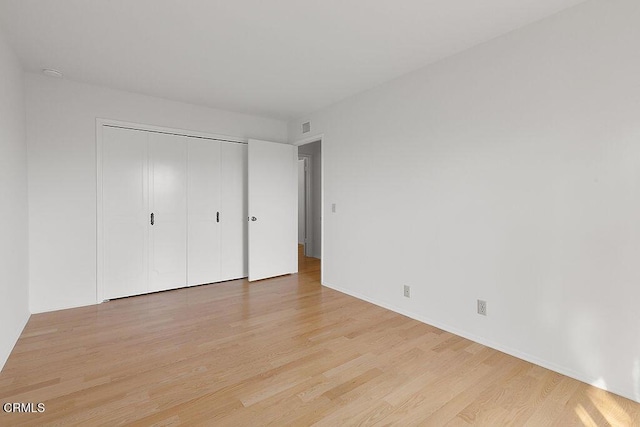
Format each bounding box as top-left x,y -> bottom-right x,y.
0,311 -> 29,373
30,299 -> 97,314
321,280 -> 637,403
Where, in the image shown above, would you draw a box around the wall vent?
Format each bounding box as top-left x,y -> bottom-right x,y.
302,122 -> 311,134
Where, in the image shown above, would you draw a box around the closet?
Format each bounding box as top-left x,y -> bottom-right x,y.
99,125 -> 247,300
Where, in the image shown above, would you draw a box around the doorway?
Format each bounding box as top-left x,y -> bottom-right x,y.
297,139 -> 322,265
298,157 -> 310,255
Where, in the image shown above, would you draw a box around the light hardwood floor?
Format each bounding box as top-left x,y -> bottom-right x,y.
1,247 -> 639,426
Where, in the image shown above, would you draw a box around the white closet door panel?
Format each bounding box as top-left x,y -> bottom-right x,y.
188,139 -> 221,286
221,142 -> 248,281
248,139 -> 298,281
149,133 -> 188,292
102,126 -> 149,299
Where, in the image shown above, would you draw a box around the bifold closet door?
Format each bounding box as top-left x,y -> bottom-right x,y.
220,142 -> 248,280
102,126 -> 149,299
101,126 -> 247,300
187,139 -> 222,286
148,133 -> 188,292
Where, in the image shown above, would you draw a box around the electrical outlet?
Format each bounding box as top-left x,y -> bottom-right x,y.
404,285 -> 411,298
477,299 -> 487,316
332,203 -> 336,213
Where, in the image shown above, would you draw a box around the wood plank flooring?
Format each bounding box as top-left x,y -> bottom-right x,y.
1,247 -> 639,426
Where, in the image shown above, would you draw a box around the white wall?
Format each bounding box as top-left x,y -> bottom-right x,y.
289,0 -> 640,402
26,74 -> 288,313
298,141 -> 322,258
298,159 -> 306,244
0,31 -> 29,371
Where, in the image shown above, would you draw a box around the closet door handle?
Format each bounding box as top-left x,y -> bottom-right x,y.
150,212 -> 155,225
216,212 -> 220,223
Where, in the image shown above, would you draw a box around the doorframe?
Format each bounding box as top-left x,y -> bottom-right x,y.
298,154 -> 313,257
96,118 -> 245,303
293,134 -> 324,281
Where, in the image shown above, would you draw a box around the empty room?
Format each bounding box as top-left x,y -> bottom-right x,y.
1,0 -> 640,425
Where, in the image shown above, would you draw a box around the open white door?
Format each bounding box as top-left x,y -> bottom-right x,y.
248,139 -> 298,281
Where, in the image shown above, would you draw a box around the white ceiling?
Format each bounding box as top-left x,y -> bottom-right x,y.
0,0 -> 586,120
